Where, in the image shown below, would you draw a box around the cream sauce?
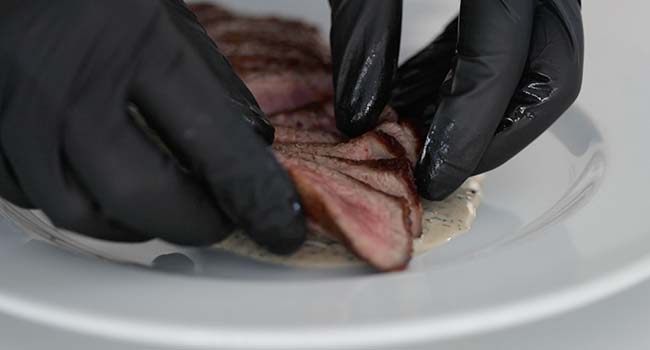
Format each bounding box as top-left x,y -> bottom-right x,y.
214,176 -> 484,268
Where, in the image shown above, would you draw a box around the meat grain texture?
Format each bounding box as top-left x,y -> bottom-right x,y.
190,3 -> 425,271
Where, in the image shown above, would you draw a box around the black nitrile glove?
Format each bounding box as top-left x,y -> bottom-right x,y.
331,0 -> 584,200
0,0 -> 306,253
329,0 -> 403,137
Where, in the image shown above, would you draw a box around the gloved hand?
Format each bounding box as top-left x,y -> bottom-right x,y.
0,0 -> 306,253
330,0 -> 584,200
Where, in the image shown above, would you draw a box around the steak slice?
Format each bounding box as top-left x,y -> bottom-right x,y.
278,152 -> 423,237
276,154 -> 413,271
274,127 -> 344,144
191,3 -> 333,115
269,103 -> 400,133
188,3 -> 234,23
245,72 -> 333,116
203,19 -> 328,62
189,3 -> 425,270
274,130 -> 404,161
205,26 -> 329,75
199,13 -> 322,40
376,121 -> 422,166
218,44 -> 328,73
268,102 -> 337,132
377,107 -> 399,123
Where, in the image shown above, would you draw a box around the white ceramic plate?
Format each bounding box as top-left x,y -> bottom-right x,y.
0,1 -> 648,348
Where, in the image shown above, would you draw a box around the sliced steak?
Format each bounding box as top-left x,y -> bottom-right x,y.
274,127 -> 344,144
276,154 -> 413,271
245,72 -> 333,116
218,44 -> 328,73
377,107 -> 399,123
269,103 -> 399,133
268,102 -> 338,132
274,130 -> 404,161
189,3 -> 426,270
376,121 -> 422,166
200,14 -> 322,39
206,29 -> 329,74
278,152 -> 423,237
191,3 -> 333,114
188,3 -> 234,23
203,19 -> 327,61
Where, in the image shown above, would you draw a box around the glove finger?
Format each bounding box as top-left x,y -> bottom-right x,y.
131,27 -> 307,255
330,0 -> 403,136
162,0 -> 274,144
417,0 -> 536,200
390,18 -> 458,120
46,167 -> 151,243
0,1 -> 158,242
475,1 -> 584,174
1,119 -> 148,242
63,101 -> 232,247
49,174 -> 150,243
0,152 -> 34,208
